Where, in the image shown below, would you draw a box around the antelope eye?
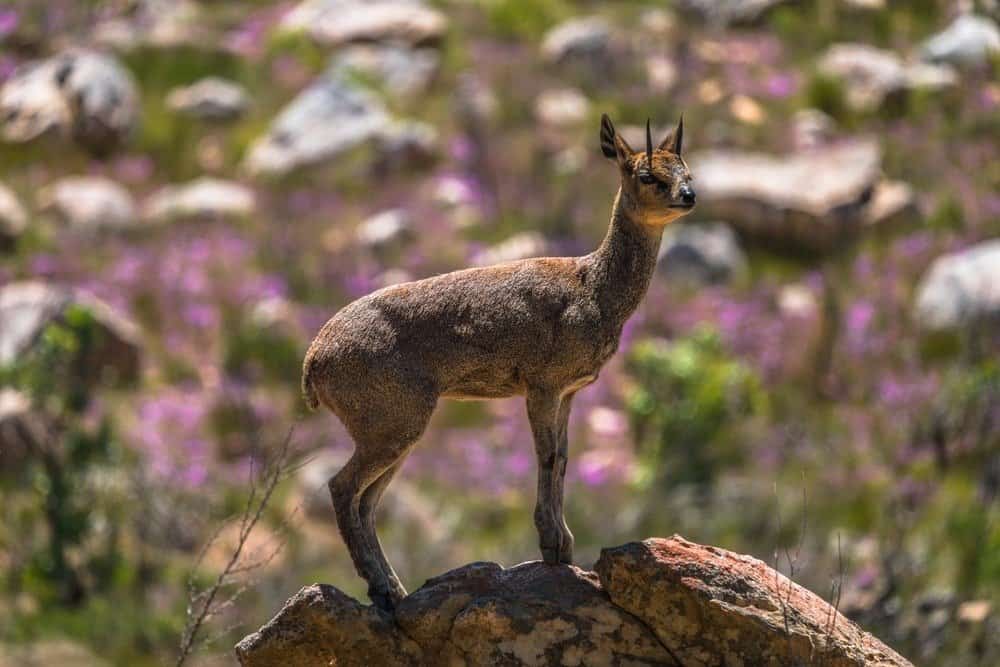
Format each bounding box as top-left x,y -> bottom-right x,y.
638,171 -> 655,185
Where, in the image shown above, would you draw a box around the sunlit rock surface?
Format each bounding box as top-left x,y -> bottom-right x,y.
818,43 -> 956,111
236,536 -> 912,667
166,77 -> 250,122
142,177 -> 256,222
921,14 -> 1000,66
0,281 -> 141,385
914,239 -> 1000,333
38,176 -> 137,233
0,182 -> 27,249
0,49 -> 138,155
282,0 -> 447,48
244,71 -> 392,177
689,139 -> 887,253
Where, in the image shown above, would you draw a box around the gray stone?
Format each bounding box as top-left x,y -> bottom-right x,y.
93,0 -> 208,51
356,209 -> 414,251
658,222 -> 747,286
38,176 -> 136,233
0,281 -> 141,385
688,139 -> 883,253
677,0 -> 789,24
473,232 -> 549,266
818,43 -> 956,111
166,77 -> 249,122
143,177 -> 256,222
282,0 -> 447,47
373,121 -> 439,171
914,239 -> 1000,332
534,88 -> 590,127
0,49 -> 139,155
541,17 -> 613,64
0,183 -> 27,249
921,14 -> 1000,66
244,71 -> 391,177
331,45 -> 440,98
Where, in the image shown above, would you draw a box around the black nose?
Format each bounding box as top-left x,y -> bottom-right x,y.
679,183 -> 696,205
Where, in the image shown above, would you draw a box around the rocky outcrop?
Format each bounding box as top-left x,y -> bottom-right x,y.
688,140 -> 914,254
0,49 -> 138,155
235,536 -> 912,667
914,239 -> 1000,333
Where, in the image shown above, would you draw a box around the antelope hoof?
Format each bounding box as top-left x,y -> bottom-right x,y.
541,545 -> 561,564
369,585 -> 404,613
558,541 -> 574,564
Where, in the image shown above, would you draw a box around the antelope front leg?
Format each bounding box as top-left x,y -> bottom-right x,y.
527,389 -> 564,564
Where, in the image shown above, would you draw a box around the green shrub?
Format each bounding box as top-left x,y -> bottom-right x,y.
625,327 -> 767,489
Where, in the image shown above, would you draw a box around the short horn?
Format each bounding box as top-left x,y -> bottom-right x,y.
645,118 -> 653,164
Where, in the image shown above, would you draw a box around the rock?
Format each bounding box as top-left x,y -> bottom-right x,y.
282,0 -> 447,48
534,88 -> 590,127
818,43 -> 957,111
0,281 -> 140,385
93,0 -> 208,51
541,17 -> 613,65
236,584 -> 423,666
473,232 -> 549,266
373,120 -> 439,172
0,49 -> 139,155
0,389 -> 49,471
143,177 -> 256,222
658,222 -> 747,286
921,14 -> 1000,66
356,208 -> 414,251
677,0 -> 789,25
38,176 -> 136,233
792,108 -> 837,150
914,239 -> 1000,332
244,71 -> 391,177
0,182 -> 27,250
688,139 -> 883,253
166,77 -> 249,122
0,638 -> 110,667
595,537 -> 911,666
332,44 -> 440,98
237,535 -> 911,667
863,180 -> 916,229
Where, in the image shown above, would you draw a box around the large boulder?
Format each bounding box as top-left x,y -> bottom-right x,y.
0,49 -> 139,156
914,239 -> 1000,333
37,176 -> 137,233
818,43 -> 956,111
281,0 -> 447,48
921,14 -> 1000,66
595,537 -> 911,667
0,281 -> 141,386
0,182 -> 27,250
236,536 -> 912,667
688,139 -> 890,253
244,70 -> 392,177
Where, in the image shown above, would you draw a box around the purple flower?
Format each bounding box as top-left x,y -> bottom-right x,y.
0,9 -> 18,38
764,72 -> 796,99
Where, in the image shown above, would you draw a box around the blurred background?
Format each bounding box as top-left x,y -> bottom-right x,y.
0,0 -> 998,664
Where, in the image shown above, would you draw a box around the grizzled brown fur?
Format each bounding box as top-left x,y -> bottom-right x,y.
302,114 -> 695,611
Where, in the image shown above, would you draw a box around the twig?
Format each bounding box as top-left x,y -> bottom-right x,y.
175,427 -> 299,667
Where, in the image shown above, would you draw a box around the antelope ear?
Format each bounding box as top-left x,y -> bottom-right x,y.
658,114 -> 684,156
600,113 -> 634,165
